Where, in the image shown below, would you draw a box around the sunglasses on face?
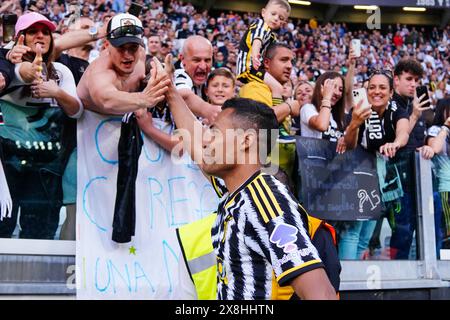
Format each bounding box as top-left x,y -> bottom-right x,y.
108,25 -> 143,39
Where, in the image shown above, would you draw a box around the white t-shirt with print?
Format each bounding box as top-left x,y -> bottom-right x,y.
300,103 -> 342,142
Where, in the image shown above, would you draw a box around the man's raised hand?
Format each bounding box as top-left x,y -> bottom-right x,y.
164,54 -> 175,78
142,57 -> 171,108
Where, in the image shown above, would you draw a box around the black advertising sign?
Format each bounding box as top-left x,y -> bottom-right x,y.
296,137 -> 382,221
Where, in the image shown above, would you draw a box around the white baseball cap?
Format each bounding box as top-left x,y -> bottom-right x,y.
106,13 -> 143,47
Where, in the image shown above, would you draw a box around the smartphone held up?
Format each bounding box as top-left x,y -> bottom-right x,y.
416,85 -> 432,110
128,2 -> 143,17
351,39 -> 361,58
2,14 -> 18,44
352,88 -> 371,111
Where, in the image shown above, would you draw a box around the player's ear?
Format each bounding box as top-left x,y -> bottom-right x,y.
241,129 -> 257,153
263,57 -> 270,70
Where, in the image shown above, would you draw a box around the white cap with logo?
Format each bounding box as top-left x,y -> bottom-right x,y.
106,13 -> 143,47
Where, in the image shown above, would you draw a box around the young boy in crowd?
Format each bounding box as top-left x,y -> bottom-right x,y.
236,0 -> 290,90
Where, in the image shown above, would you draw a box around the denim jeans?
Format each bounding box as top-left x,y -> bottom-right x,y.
338,220 -> 377,260
388,192 -> 416,259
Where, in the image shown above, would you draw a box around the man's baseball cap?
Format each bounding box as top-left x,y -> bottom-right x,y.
15,12 -> 56,38
106,13 -> 143,47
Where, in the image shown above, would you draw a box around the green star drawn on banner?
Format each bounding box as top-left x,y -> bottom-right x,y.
129,246 -> 137,255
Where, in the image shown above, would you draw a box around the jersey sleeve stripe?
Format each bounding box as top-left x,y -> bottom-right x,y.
245,28 -> 253,49
276,259 -> 323,283
247,184 -> 270,223
258,177 -> 284,214
253,178 -> 278,219
255,177 -> 283,218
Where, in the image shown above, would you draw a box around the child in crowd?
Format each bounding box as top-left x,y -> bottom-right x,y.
236,0 -> 290,91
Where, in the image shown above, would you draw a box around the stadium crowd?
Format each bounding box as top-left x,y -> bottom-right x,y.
1,0 -> 449,97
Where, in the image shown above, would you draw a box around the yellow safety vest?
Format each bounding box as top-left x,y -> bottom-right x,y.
177,213 -> 218,300
177,213 -> 337,300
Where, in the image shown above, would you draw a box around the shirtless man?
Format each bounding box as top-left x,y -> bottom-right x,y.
76,13 -> 171,243
77,13 -> 170,115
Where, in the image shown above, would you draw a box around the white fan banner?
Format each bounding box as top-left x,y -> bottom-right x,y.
76,110 -> 218,299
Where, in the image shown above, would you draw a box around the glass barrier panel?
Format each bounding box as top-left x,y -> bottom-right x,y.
432,153 -> 450,260
0,100 -> 76,241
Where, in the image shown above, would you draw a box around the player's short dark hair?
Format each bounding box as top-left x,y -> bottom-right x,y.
221,98 -> 278,157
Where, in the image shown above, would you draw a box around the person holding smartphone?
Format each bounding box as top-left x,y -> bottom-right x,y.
340,70 -> 410,260
344,70 -> 410,157
367,59 -> 435,260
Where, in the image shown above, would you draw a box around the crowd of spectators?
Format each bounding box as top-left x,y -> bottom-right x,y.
1,0 -> 449,102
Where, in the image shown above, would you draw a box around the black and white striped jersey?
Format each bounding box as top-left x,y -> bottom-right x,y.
236,19 -> 276,82
210,171 -> 324,300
